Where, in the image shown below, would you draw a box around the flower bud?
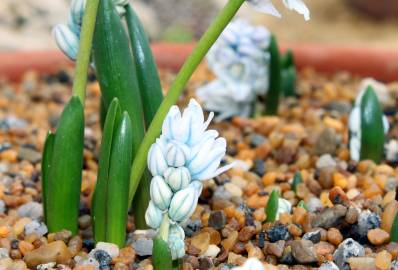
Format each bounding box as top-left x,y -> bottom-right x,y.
164,167 -> 191,192
167,224 -> 185,260
150,176 -> 173,211
145,201 -> 163,229
276,198 -> 292,219
166,141 -> 190,167
147,142 -> 168,176
53,24 -> 79,61
69,0 -> 86,31
168,181 -> 202,223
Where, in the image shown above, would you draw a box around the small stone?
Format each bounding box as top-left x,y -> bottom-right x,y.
312,205 -> 347,229
18,147 -> 41,163
319,261 -> 339,270
345,206 -> 359,224
221,231 -> 238,250
24,221 -> 48,237
253,159 -> 265,176
129,230 -> 156,257
183,219 -> 202,237
191,232 -> 210,254
114,247 -> 135,265
249,134 -> 266,147
208,211 -> 227,230
0,248 -> 9,259
329,186 -> 349,205
357,210 -> 381,238
78,215 -> 92,229
224,183 -> 243,197
199,257 -> 214,270
53,230 -> 72,243
348,257 -> 376,270
17,202 -> 43,219
367,228 -> 389,245
302,229 -> 321,244
318,167 -> 334,189
202,244 -> 220,258
23,241 -> 73,268
315,241 -> 335,256
91,249 -> 112,270
266,240 -> 285,258
0,200 -> 5,214
391,260 -> 398,270
315,128 -> 338,155
307,197 -> 323,213
95,242 -> 119,258
375,250 -> 392,270
327,228 -> 343,246
291,240 -> 317,264
333,238 -> 365,270
37,262 -> 56,270
238,226 -> 256,242
316,154 -> 337,170
267,224 -> 290,243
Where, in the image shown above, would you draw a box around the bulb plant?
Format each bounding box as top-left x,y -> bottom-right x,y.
349,85 -> 389,163
45,0 -> 310,261
291,171 -> 303,193
265,190 -> 292,222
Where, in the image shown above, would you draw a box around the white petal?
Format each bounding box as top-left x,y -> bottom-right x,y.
168,182 -> 201,223
164,167 -> 191,192
247,0 -> 282,18
147,143 -> 168,176
349,107 -> 361,133
166,141 -> 190,167
282,0 -> 310,21
150,176 -> 173,211
276,198 -> 292,219
350,137 -> 361,162
145,201 -> 163,229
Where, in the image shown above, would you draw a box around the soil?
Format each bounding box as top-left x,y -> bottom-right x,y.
1,66 -> 398,269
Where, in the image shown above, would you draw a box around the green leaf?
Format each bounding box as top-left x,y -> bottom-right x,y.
297,200 -> 308,210
281,66 -> 296,97
125,4 -> 163,228
360,86 -> 385,163
93,0 -> 145,158
391,212 -> 398,243
291,172 -> 302,193
41,132 -> 55,224
46,96 -> 84,234
172,259 -> 182,270
99,96 -> 108,130
265,190 -> 279,222
265,34 -> 281,115
92,99 -> 133,247
153,237 -> 173,270
125,4 -> 163,128
281,49 -> 295,69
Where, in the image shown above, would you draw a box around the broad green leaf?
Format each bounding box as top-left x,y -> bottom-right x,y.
265,190 -> 279,222
125,4 -> 163,128
291,171 -> 302,193
92,98 -> 121,243
41,132 -> 55,224
99,96 -> 108,130
46,96 -> 84,234
265,34 -> 281,115
153,237 -> 173,270
93,0 -> 145,159
360,86 -> 385,163
391,212 -> 398,243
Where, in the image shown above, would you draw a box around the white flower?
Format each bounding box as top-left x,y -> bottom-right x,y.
197,19 -> 270,121
53,25 -> 80,61
164,167 -> 191,192
150,176 -> 173,211
247,0 -> 310,21
167,224 -> 185,260
232,257 -> 265,270
147,142 -> 168,176
165,141 -> 190,167
168,181 -> 202,223
349,83 -> 389,162
145,201 -> 163,229
54,0 -> 128,60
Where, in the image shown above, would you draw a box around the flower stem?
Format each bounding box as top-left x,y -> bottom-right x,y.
159,214 -> 170,242
128,0 -> 245,205
72,0 -> 99,104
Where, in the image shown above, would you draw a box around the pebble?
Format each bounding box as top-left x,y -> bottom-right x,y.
367,228 -> 389,245
315,241 -> 335,256
307,197 -> 323,213
36,262 -> 56,270
327,228 -> 343,246
95,242 -> 120,258
17,202 -> 42,219
0,248 -> 9,259
78,215 -> 92,229
291,240 -> 317,264
208,211 -> 226,230
302,230 -> 321,243
267,224 -> 290,243
129,230 -> 156,257
348,257 -> 376,270
184,219 -> 202,237
23,241 -> 72,268
312,205 -> 347,229
221,231 -> 238,250
391,260 -> 398,270
375,250 -> 392,270
315,128 -> 338,155
345,206 -> 359,224
0,200 -> 5,214
316,154 -> 337,170
18,147 -> 41,163
333,238 -> 365,270
90,249 -> 112,270
266,240 -> 285,258
202,244 -> 220,258
191,232 -> 210,254
224,183 -> 243,197
238,226 -> 256,242
357,210 -> 381,238
319,261 -> 339,270
24,221 -> 48,237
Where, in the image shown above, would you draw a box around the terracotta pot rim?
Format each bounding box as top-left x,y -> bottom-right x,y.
0,42 -> 397,82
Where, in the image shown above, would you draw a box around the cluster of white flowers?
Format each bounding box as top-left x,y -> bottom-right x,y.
349,78 -> 389,161
53,0 -> 129,61
197,19 -> 271,121
145,99 -> 233,260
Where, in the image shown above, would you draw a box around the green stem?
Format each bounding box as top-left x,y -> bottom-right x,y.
159,214 -> 170,242
128,0 -> 245,205
72,0 -> 99,103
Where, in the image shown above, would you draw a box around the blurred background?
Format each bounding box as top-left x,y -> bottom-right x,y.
0,0 -> 397,51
